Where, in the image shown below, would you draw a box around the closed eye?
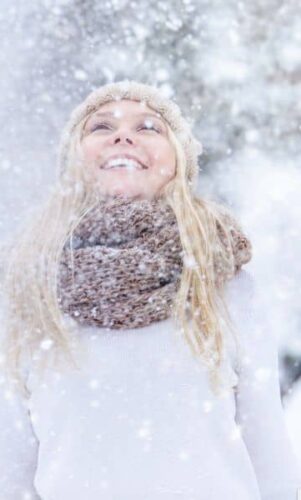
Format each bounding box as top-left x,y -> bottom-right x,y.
138,124 -> 162,133
89,122 -> 162,134
90,122 -> 111,132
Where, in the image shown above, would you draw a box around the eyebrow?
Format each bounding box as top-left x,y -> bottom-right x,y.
86,111 -> 167,129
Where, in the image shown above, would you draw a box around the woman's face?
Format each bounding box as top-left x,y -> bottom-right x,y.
80,99 -> 176,199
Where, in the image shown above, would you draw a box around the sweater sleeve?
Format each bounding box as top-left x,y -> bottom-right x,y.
225,270 -> 301,500
0,347 -> 41,498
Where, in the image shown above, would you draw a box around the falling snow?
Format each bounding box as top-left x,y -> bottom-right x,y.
0,0 -> 301,498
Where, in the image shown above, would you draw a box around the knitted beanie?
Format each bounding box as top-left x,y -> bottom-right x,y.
57,79 -> 203,188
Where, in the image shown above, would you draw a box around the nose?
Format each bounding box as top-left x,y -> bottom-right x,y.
114,136 -> 133,145
111,127 -> 134,145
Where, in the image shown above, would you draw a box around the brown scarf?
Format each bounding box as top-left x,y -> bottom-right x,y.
57,196 -> 252,329
58,196 -> 183,329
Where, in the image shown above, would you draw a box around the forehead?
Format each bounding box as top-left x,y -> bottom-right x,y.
86,98 -> 166,123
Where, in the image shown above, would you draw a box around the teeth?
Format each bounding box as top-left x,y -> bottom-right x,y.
101,158 -> 145,170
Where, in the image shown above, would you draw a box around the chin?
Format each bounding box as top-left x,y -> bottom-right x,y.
103,188 -> 145,199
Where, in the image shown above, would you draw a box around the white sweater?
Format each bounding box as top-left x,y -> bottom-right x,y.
0,270 -> 300,500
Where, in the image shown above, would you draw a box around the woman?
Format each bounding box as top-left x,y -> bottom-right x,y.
0,80 -> 300,500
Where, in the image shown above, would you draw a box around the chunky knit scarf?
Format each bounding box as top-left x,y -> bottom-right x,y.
58,196 -> 252,329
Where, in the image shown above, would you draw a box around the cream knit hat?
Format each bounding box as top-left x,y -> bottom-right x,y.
57,79 -> 203,188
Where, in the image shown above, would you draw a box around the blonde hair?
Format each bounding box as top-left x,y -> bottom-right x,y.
1,111 -> 241,399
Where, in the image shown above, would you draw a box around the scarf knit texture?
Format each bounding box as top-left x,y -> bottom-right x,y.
58,197 -> 252,330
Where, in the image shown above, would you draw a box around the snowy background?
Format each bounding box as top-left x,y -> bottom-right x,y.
0,0 -> 300,461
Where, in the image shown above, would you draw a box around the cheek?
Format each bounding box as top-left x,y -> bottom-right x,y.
81,138 -> 102,164
151,144 -> 176,177
153,163 -> 175,180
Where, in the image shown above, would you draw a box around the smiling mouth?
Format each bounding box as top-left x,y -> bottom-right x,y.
100,157 -> 148,170
101,165 -> 145,171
